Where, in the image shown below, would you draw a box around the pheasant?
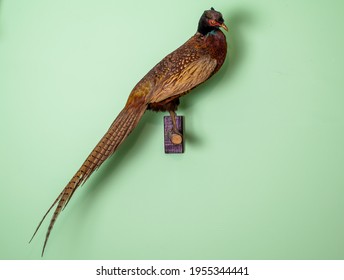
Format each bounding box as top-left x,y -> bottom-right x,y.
30,7 -> 228,256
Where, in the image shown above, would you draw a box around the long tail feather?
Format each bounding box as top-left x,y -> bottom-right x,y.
29,190 -> 64,244
31,103 -> 147,256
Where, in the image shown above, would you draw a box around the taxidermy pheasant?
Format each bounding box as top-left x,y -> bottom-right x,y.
30,7 -> 228,256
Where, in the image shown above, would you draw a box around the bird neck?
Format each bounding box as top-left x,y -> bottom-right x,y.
197,17 -> 219,35
197,24 -> 219,36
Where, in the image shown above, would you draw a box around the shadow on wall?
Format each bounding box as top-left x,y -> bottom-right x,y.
222,7 -> 258,84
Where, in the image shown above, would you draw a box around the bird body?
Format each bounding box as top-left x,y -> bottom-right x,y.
31,8 -> 228,256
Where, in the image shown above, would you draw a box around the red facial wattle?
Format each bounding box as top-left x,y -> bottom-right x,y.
208,19 -> 228,31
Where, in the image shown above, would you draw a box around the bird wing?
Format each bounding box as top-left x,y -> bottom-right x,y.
149,55 -> 217,104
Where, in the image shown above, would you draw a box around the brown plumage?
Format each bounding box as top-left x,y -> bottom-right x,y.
30,7 -> 228,256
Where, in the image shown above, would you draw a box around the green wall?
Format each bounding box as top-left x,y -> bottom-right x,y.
1,0 -> 344,259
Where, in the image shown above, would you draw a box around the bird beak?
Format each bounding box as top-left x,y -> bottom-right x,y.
220,23 -> 228,31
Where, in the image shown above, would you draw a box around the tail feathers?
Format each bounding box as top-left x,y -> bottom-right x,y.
31,104 -> 147,256
29,190 -> 64,244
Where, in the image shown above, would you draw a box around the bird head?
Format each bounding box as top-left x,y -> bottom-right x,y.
198,7 -> 228,35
